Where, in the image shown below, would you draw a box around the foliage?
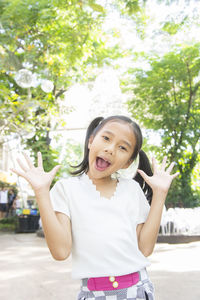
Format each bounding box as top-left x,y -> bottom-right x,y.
53,137 -> 83,178
0,0 -> 121,171
115,0 -> 146,15
125,44 -> 200,207
113,0 -> 148,39
0,216 -> 17,231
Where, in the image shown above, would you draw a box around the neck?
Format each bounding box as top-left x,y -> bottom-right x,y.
86,172 -> 113,186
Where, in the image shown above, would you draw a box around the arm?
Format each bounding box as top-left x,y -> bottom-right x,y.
136,157 -> 179,257
35,189 -> 72,260
11,152 -> 72,260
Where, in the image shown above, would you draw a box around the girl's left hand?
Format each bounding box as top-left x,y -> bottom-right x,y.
137,156 -> 179,194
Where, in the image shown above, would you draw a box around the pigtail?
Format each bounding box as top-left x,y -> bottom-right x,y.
85,117 -> 104,143
70,117 -> 104,175
134,150 -> 153,205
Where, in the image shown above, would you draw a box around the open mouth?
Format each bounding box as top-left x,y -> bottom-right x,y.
95,157 -> 111,171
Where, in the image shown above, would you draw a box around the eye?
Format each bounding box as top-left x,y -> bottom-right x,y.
102,135 -> 109,141
119,145 -> 127,151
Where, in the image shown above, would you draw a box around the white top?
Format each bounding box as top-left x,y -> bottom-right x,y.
50,173 -> 151,279
0,190 -> 8,204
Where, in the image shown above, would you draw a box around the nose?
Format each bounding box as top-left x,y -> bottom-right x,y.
104,144 -> 115,155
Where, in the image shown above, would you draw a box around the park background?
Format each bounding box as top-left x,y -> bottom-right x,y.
1,0 -> 200,209
0,0 -> 200,299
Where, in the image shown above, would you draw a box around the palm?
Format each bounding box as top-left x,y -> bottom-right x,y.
138,156 -> 179,193
21,167 -> 54,191
11,152 -> 60,191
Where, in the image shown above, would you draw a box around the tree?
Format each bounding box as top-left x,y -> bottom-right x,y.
126,44 -> 200,207
0,0 -> 120,174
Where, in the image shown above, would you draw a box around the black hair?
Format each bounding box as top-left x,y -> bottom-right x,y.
134,150 -> 153,204
70,115 -> 153,204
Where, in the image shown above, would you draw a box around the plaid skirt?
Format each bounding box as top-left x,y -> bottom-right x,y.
77,269 -> 154,300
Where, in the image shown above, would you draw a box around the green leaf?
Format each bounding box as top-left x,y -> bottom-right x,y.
89,2 -> 105,13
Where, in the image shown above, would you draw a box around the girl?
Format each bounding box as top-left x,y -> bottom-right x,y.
12,115 -> 179,300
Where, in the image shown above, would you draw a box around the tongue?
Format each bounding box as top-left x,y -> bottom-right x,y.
96,157 -> 110,170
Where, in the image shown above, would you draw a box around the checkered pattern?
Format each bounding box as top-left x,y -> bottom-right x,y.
77,269 -> 154,300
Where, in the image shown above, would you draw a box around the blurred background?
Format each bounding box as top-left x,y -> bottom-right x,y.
0,0 -> 199,209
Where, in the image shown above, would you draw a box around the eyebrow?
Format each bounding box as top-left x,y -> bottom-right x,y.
103,130 -> 132,149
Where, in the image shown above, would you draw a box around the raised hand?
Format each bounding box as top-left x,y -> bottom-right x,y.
11,152 -> 61,192
137,156 -> 179,194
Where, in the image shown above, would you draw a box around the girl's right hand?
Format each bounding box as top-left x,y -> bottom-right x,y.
11,152 -> 61,192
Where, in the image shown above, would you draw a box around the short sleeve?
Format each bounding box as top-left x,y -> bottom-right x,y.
136,184 -> 150,225
50,180 -> 71,218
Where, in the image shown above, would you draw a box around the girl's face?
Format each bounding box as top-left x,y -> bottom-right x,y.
87,121 -> 136,180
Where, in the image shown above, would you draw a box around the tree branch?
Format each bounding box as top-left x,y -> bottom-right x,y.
172,76 -> 177,105
55,89 -> 67,99
176,60 -> 194,150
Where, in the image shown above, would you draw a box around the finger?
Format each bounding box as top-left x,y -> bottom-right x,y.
10,168 -> 26,178
161,156 -> 167,171
152,157 -> 158,173
37,152 -> 43,169
16,158 -> 29,172
171,172 -> 179,179
23,152 -> 34,168
167,162 -> 175,174
137,169 -> 149,182
50,165 -> 61,178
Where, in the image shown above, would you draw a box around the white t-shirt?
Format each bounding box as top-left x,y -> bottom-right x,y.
0,190 -> 8,204
50,173 -> 151,279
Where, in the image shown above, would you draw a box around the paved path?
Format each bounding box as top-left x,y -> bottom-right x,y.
0,232 -> 200,300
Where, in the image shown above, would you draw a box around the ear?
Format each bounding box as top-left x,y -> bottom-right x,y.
88,135 -> 94,150
121,158 -> 134,169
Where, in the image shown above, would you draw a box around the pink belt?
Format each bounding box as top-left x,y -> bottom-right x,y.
87,271 -> 140,291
